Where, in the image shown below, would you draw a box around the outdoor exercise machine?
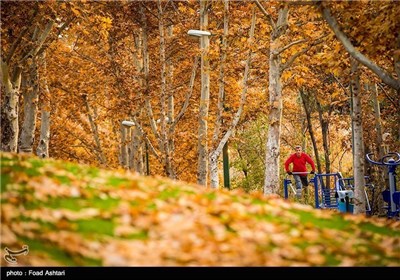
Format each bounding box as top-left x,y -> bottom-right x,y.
366,152 -> 400,218
283,172 -> 312,200
284,171 -> 373,214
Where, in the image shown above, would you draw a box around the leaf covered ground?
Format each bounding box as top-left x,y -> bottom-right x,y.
1,152 -> 399,266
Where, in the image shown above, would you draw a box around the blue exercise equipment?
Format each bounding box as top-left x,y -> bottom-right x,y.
284,172 -> 373,215
366,152 -> 400,218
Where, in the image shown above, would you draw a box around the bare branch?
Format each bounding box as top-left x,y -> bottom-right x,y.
213,7 -> 256,157
20,20 -> 55,63
317,1 -> 400,90
254,0 -> 275,30
377,83 -> 397,108
131,116 -> 161,160
170,55 -> 199,133
274,39 -> 307,56
5,5 -> 38,64
281,35 -> 326,71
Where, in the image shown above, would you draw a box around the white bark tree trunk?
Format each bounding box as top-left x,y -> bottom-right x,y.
165,24 -> 176,179
83,96 -> 107,166
132,125 -> 143,174
197,0 -> 210,186
371,84 -> 384,159
19,56 -> 39,153
210,0 -> 229,188
263,6 -> 288,195
120,124 -> 128,169
132,32 -> 145,174
157,1 -> 176,179
350,58 -> 366,214
36,51 -> 51,158
209,5 -> 255,189
1,62 -> 21,152
1,17 -> 53,153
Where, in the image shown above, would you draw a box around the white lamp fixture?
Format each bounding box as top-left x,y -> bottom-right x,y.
122,120 -> 135,127
187,29 -> 211,37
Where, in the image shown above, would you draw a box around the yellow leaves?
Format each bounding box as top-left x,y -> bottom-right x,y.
2,152 -> 400,266
282,70 -> 292,81
71,7 -> 81,17
332,68 -> 341,77
178,4 -> 186,13
306,246 -> 326,265
1,224 -> 18,244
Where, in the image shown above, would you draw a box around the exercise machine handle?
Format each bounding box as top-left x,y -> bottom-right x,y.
366,152 -> 400,166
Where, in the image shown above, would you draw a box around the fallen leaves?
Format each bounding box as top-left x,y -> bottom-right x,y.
1,152 -> 399,266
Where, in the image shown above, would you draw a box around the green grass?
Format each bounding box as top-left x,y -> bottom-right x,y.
107,176 -> 131,187
74,218 -> 115,237
19,237 -> 103,266
146,202 -> 157,210
293,211 -> 352,231
19,237 -> 78,266
64,163 -> 83,177
89,197 -> 120,211
28,157 -> 46,169
19,216 -> 58,232
0,173 -> 11,193
52,175 -> 71,185
24,168 -> 40,177
359,222 -> 399,237
44,197 -> 120,212
46,197 -> 83,211
205,192 -> 217,201
158,188 -> 180,200
323,253 -> 341,266
123,230 -> 149,240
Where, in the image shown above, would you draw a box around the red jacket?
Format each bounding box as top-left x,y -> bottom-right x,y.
285,153 -> 316,173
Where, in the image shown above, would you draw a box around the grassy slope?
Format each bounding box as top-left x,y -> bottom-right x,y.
1,152 -> 399,266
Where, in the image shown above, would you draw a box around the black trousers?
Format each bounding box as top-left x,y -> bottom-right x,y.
300,176 -> 309,187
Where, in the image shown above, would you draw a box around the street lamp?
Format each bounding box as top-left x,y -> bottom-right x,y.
188,28 -> 211,186
122,120 -> 135,127
121,119 -> 149,175
187,29 -> 211,37
188,29 -> 229,189
121,120 -> 134,169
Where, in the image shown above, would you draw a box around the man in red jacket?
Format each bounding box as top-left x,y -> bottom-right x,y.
284,145 -> 316,198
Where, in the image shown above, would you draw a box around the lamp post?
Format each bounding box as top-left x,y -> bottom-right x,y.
187,28 -> 211,186
121,120 -> 135,169
122,120 -> 135,127
122,120 -> 149,175
187,30 -> 211,37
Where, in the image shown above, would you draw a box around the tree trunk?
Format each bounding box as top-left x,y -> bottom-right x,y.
165,37 -> 176,179
210,0 -> 229,188
36,51 -> 51,159
197,0 -> 210,186
132,125 -> 143,174
83,96 -> 106,166
1,62 -> 22,152
132,32 -> 145,174
300,88 -> 322,173
350,58 -> 366,214
120,124 -> 128,169
19,56 -> 39,153
157,0 -> 169,176
263,6 -> 289,195
315,96 -> 331,186
209,6 -> 255,189
157,3 -> 175,179
371,84 -> 385,159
